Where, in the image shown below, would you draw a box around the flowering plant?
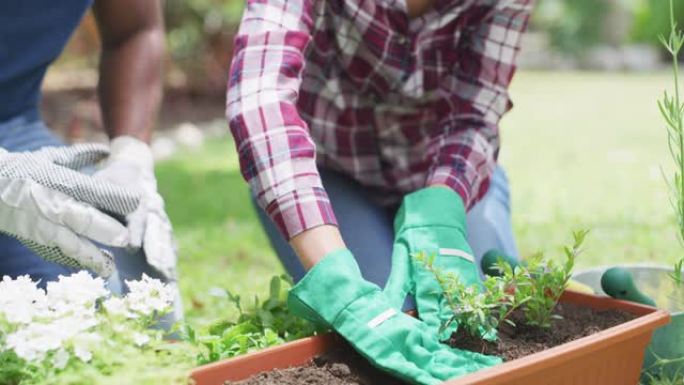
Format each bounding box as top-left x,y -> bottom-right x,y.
0,272 -> 196,385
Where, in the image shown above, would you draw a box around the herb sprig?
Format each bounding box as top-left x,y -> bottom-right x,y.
659,0 -> 684,288
415,230 -> 587,338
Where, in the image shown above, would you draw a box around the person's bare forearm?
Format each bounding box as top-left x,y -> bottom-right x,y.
290,225 -> 346,270
94,0 -> 164,143
98,31 -> 163,142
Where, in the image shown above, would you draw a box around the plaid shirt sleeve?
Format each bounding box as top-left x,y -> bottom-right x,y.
426,0 -> 532,209
227,0 -> 337,240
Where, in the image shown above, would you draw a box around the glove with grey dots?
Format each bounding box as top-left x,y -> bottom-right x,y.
0,144 -> 141,276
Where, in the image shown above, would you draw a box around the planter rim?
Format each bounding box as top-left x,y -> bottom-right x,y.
190,334 -> 336,385
193,334 -> 332,373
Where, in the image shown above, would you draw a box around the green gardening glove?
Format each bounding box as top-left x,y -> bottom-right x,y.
288,249 -> 500,385
385,187 -> 482,340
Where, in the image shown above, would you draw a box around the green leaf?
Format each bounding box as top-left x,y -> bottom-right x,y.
269,276 -> 281,301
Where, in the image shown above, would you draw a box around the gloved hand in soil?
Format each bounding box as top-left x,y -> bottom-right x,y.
0,144 -> 141,276
94,136 -> 177,280
385,187 -> 482,340
288,249 -> 501,385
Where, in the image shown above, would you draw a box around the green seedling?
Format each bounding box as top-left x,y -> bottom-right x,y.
416,230 -> 587,340
415,252 -> 527,339
512,230 -> 588,328
181,275 -> 319,365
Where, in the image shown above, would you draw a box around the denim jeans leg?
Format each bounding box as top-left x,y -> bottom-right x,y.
466,166 -> 519,274
104,244 -> 184,327
0,113 -> 75,286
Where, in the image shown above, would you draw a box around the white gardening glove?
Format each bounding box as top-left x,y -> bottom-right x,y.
94,136 -> 177,280
0,144 -> 141,276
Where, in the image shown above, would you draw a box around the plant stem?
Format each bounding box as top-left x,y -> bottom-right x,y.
662,0 -> 684,287
671,0 -> 684,245
422,261 -> 461,316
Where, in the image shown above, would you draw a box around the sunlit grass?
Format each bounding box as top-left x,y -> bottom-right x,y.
156,139 -> 282,326
503,71 -> 679,268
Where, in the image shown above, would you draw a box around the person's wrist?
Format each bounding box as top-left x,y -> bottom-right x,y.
109,135 -> 154,172
289,224 -> 346,270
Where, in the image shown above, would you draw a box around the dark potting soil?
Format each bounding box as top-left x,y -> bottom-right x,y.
226,304 -> 635,385
225,343 -> 408,385
448,303 -> 636,361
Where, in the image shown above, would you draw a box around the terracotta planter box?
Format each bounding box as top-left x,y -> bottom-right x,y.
190,291 -> 670,385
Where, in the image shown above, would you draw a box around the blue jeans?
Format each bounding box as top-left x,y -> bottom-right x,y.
255,166 -> 518,309
0,111 -> 169,298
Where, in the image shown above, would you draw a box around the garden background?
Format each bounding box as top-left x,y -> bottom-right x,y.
41,0 -> 683,326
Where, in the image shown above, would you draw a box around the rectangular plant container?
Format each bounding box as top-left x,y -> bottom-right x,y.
190,291 -> 670,385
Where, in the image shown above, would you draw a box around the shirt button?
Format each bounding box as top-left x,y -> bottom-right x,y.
397,36 -> 408,45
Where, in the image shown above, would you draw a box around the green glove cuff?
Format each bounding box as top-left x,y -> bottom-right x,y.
288,249 -> 377,326
394,187 -> 467,234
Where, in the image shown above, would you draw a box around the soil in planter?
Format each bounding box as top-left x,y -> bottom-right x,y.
226,342 -> 408,385
226,303 -> 635,385
448,303 -> 636,361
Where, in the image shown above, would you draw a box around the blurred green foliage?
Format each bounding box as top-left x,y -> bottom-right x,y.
530,0 -> 683,53
162,0 -> 678,60
165,0 -> 244,61
632,0 -> 684,45
532,0 -> 610,53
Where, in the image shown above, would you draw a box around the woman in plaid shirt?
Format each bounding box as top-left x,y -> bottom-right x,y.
228,0 -> 532,382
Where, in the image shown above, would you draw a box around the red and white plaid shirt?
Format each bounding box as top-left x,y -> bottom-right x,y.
228,0 -> 532,240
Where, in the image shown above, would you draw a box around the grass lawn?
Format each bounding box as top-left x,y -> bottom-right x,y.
157,71 -> 682,327
156,141 -> 282,325
503,71 -> 679,269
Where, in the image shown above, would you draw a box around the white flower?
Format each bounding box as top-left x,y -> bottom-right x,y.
132,332 -> 150,347
71,332 -> 101,362
0,275 -> 48,324
124,274 -> 174,316
7,322 -> 64,362
1,272 -> 174,369
52,349 -> 69,369
56,314 -> 100,333
47,271 -> 108,315
5,308 -> 101,363
103,297 -> 131,318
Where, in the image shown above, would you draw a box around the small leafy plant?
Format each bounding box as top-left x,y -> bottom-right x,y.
417,230 -> 588,340
416,252 -> 525,339
511,230 -> 588,328
181,275 -> 318,365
